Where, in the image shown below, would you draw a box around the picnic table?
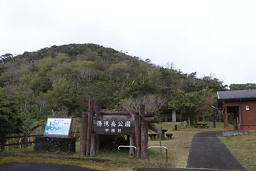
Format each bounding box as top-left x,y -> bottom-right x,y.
148,129 -> 169,140
148,133 -> 158,140
194,123 -> 209,128
162,129 -> 168,134
166,133 -> 173,139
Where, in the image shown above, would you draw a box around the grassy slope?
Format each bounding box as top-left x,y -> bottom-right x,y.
219,132 -> 256,171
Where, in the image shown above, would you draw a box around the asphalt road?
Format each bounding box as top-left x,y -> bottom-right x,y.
0,162 -> 98,171
136,169 -> 222,171
187,131 -> 245,170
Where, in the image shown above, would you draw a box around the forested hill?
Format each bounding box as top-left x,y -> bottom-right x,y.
229,83 -> 256,90
0,43 -> 226,121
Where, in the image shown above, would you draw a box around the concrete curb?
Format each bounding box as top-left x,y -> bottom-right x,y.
222,130 -> 248,137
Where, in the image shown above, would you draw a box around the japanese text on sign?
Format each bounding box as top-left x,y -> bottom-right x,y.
93,119 -> 133,135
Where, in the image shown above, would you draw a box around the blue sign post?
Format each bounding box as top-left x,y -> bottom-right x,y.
35,118 -> 75,152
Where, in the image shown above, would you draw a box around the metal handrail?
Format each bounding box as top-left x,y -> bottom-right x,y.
117,145 -> 137,163
148,146 -> 168,164
148,146 -> 168,150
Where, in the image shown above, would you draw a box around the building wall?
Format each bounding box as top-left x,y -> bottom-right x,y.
241,101 -> 256,130
223,101 -> 256,130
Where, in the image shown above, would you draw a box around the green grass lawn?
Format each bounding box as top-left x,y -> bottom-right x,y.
219,132 -> 256,171
192,121 -> 233,131
0,121 -> 230,170
150,121 -> 230,132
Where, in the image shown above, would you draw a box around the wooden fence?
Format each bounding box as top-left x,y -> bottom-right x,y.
2,132 -> 80,151
2,134 -> 43,151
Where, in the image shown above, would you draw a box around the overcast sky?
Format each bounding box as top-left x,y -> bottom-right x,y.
1,0 -> 256,86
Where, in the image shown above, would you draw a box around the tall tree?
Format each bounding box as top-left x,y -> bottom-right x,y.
46,79 -> 79,116
0,89 -> 22,151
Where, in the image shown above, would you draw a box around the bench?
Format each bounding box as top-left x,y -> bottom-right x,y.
148,133 -> 158,140
194,123 -> 209,128
166,133 -> 173,139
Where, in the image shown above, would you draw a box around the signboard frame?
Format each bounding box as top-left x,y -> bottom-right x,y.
43,118 -> 73,138
93,113 -> 135,135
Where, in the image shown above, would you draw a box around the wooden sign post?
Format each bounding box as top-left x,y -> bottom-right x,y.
80,100 -> 151,158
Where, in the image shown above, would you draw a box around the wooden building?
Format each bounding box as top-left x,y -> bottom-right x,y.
217,90 -> 256,131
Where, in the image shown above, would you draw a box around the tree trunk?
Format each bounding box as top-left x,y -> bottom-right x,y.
1,138 -> 6,152
23,133 -> 28,148
188,116 -> 191,127
164,114 -> 168,122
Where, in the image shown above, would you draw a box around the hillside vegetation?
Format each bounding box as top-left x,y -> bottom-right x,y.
0,44 -> 226,137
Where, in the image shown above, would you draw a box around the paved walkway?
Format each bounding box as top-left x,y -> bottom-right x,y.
0,162 -> 97,171
187,131 -> 244,170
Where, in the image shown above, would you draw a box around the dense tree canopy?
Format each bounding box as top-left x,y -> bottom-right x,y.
0,43 -> 227,133
229,83 -> 256,90
0,88 -> 22,151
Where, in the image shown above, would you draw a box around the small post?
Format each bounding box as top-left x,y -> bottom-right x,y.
140,104 -> 148,158
166,147 -> 168,163
157,125 -> 162,155
135,113 -> 141,158
94,104 -> 100,154
174,124 -> 178,131
86,100 -> 94,156
224,106 -> 229,131
129,135 -> 135,157
80,112 -> 88,156
117,145 -> 137,163
148,146 -> 168,165
90,134 -> 96,156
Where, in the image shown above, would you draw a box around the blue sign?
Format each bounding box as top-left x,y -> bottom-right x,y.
44,118 -> 72,137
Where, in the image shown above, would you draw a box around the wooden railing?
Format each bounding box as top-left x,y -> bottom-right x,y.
5,134 -> 43,147
1,134 -> 42,151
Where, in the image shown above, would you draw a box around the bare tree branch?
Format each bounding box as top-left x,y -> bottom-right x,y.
122,94 -> 167,113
